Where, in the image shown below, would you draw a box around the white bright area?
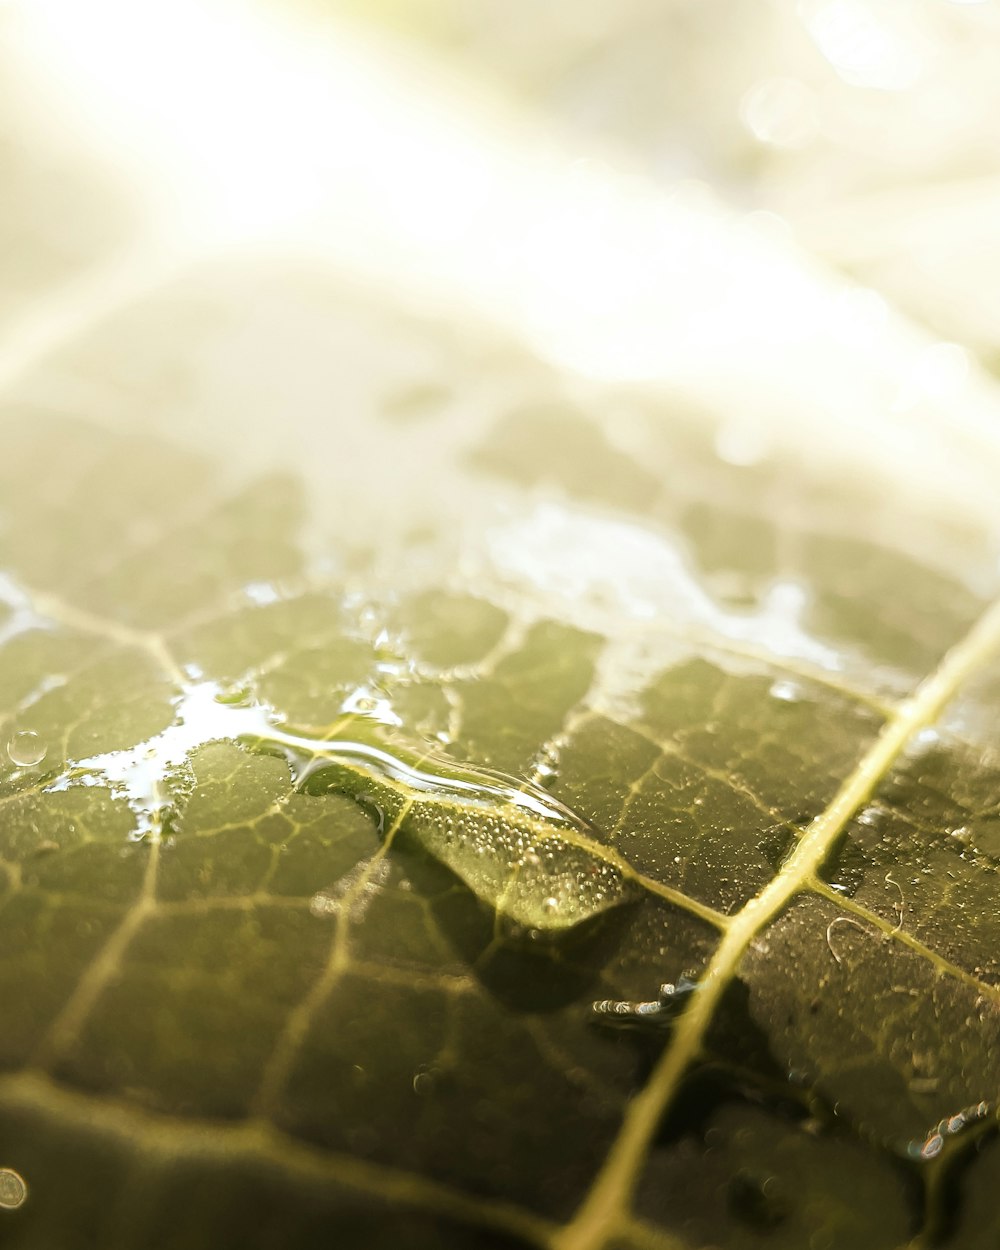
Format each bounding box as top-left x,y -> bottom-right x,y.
3,0 -> 1000,535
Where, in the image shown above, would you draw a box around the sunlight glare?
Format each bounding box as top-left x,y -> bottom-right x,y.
9,0 -> 1000,529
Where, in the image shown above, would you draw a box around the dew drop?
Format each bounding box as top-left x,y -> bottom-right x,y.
271,721 -> 633,931
213,682 -> 253,706
856,805 -> 884,829
412,1066 -> 439,1096
0,1168 -> 27,1210
6,731 -> 45,768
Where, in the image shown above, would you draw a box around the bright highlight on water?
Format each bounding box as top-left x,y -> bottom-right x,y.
49,682 -> 633,931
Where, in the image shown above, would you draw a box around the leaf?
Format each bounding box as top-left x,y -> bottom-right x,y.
0,253 -> 998,1250
4,16 -> 1000,1250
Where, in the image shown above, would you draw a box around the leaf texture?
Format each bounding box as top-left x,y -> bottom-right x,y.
3,11 -> 1000,1250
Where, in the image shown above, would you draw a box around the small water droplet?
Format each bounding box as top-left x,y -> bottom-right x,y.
856,805 -> 884,829
309,892 -> 336,918
6,731 -> 45,768
213,682 -> 253,706
0,1168 -> 27,1209
542,896 -> 560,915
412,1066 -> 439,1096
769,679 -> 800,703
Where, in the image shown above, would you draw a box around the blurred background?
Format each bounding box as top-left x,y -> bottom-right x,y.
3,0 -> 1000,526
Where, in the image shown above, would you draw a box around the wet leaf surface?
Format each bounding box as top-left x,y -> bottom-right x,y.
0,253 -> 996,1250
3,9 -> 1000,1248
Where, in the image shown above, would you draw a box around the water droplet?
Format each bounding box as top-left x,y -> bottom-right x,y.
592,975 -> 699,1031
6,731 -> 45,768
213,682 -> 253,706
856,805 -> 884,829
339,686 -> 401,726
412,1066 -> 439,1096
0,1168 -> 27,1210
768,679 -> 800,703
907,1100 -> 992,1161
270,720 -> 633,931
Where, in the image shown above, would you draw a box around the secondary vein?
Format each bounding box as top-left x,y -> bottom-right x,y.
553,593 -> 1000,1250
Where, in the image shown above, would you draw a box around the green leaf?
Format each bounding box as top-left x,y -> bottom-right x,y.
0,253 -> 998,1250
4,79 -> 1000,1249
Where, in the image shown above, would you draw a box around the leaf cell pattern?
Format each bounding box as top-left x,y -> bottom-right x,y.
0,261 -> 998,1250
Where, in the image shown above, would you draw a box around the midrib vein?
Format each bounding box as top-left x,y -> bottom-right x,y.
554,593 -> 1000,1250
